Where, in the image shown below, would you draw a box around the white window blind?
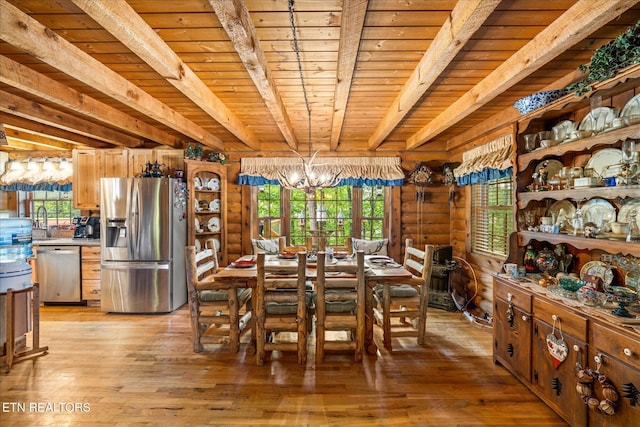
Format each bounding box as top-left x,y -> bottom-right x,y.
471,177 -> 514,256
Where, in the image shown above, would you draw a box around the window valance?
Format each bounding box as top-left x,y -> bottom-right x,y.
453,133 -> 513,186
238,156 -> 405,187
0,158 -> 73,192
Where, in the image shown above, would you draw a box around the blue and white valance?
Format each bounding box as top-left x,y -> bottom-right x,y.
238,156 -> 405,187
0,157 -> 73,192
454,133 -> 513,186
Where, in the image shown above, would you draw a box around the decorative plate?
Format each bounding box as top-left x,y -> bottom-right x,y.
626,271 -> 639,290
617,199 -> 640,230
195,199 -> 201,212
579,107 -> 617,133
231,259 -> 256,268
207,217 -> 220,232
194,177 -> 202,190
207,178 -> 220,191
194,239 -> 201,252
585,148 -> 622,178
548,200 -> 575,226
621,94 -> 640,119
535,159 -> 563,180
580,198 -> 616,227
209,199 -> 220,212
194,218 -> 203,232
580,261 -> 614,288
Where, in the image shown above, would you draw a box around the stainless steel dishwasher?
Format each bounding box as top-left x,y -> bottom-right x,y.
37,246 -> 81,303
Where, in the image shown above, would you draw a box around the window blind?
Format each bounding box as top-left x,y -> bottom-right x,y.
471,177 -> 514,256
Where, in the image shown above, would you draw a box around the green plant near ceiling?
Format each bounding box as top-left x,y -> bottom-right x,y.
567,20 -> 640,96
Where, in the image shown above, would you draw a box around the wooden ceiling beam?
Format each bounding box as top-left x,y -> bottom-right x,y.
0,1 -> 224,151
330,0 -> 368,150
0,55 -> 183,149
70,0 -> 259,150
0,114 -> 111,149
209,0 -> 296,150
0,90 -> 143,148
368,0 -> 499,150
3,126 -> 79,151
406,0 -> 636,150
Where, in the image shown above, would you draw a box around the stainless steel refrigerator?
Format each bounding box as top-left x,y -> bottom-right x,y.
100,177 -> 186,313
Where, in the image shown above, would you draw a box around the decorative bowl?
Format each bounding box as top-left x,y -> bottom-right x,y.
576,286 -> 607,307
559,277 -> 586,292
513,90 -> 568,114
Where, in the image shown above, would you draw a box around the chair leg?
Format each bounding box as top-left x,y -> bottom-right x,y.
228,290 -> 240,352
255,287 -> 266,366
315,289 -> 325,363
297,289 -> 307,365
382,285 -> 392,349
417,286 -> 429,346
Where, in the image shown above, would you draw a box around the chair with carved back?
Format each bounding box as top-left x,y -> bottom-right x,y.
315,250 -> 366,362
184,246 -> 252,352
373,239 -> 434,349
254,251 -> 309,365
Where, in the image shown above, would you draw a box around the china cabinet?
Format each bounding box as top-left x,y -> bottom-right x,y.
185,159 -> 228,266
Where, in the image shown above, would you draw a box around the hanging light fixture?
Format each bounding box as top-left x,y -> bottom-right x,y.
276,0 -> 341,194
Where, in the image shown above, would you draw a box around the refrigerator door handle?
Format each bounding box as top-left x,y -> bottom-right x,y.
128,179 -> 140,258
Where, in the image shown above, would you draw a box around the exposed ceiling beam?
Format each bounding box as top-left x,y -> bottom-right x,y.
70,0 -> 259,150
0,114 -> 111,149
0,1 -> 224,151
330,0 -> 368,150
406,0 -> 636,150
4,127 -> 78,151
210,0 -> 296,150
368,0 -> 499,150
0,90 -> 145,148
0,55 -> 182,149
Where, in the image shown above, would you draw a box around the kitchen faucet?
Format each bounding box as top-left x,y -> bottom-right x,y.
35,205 -> 48,232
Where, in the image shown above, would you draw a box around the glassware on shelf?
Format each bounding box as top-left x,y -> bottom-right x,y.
627,209 -> 640,242
524,134 -> 537,152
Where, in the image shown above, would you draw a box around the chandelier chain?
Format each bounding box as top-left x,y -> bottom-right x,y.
288,0 -> 312,157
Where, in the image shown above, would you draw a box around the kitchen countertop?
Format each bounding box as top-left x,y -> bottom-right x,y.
33,238 -> 100,246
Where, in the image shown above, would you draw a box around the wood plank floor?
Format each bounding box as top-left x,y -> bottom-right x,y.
1,305 -> 568,426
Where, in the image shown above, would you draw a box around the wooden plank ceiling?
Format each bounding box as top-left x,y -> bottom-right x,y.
1,0 -> 639,157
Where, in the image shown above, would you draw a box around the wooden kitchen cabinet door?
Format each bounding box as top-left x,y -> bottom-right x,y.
72,149 -> 127,209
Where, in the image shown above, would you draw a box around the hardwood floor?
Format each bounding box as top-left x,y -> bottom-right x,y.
1,305 -> 568,426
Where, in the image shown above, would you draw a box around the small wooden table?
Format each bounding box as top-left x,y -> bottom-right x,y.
214,255 -> 413,354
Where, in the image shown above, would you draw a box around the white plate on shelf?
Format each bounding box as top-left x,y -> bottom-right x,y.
207,217 -> 220,232
195,199 -> 201,212
194,218 -> 203,233
617,199 -> 640,230
621,94 -> 640,119
584,148 -> 622,178
579,107 -> 617,133
580,198 -> 616,227
580,261 -> 614,288
194,177 -> 202,190
208,178 -> 220,191
194,239 -> 201,252
535,159 -> 563,180
209,199 -> 220,212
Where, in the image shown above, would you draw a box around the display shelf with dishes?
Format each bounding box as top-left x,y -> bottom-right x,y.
185,159 -> 228,266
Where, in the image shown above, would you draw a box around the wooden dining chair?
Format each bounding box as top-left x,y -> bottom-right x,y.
255,251 -> 309,365
373,239 -> 434,349
184,246 -> 252,353
315,250 -> 366,362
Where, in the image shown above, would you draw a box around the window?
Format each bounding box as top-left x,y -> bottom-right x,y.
255,184 -> 387,247
471,177 -> 514,256
31,191 -> 80,229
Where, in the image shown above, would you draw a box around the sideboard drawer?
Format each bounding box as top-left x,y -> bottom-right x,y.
591,321 -> 640,367
533,297 -> 587,341
494,278 -> 532,312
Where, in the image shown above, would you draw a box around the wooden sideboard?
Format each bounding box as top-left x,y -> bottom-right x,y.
493,275 -> 639,426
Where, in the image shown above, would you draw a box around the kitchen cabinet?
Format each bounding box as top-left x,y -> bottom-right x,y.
127,149 -> 184,177
493,275 -> 640,426
185,159 -> 228,266
81,246 -> 101,305
72,149 -> 127,209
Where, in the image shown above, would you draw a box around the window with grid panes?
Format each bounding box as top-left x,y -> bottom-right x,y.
256,185 -> 281,239
255,185 -> 386,247
471,177 -> 514,256
31,191 -> 80,229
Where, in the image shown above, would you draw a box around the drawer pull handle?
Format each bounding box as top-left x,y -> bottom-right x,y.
594,354 -> 604,364
624,348 -> 634,357
521,315 -> 528,322
573,345 -> 580,352
507,292 -> 513,302
552,314 -> 558,321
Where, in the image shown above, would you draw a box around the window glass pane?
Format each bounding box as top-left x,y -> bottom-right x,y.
31,191 -> 80,229
257,184 -> 281,239
361,186 -> 385,240
471,177 -> 514,256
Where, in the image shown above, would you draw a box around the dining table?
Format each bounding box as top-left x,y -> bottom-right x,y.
213,253 -> 414,354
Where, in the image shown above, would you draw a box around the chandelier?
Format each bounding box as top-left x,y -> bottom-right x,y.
276,0 -> 341,194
